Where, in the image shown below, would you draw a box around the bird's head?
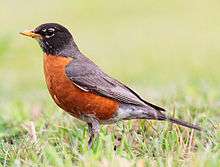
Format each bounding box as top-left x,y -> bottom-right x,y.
20,23 -> 78,55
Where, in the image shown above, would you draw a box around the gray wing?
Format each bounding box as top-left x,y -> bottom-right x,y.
65,58 -> 165,111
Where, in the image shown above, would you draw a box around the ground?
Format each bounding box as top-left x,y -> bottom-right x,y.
0,0 -> 219,166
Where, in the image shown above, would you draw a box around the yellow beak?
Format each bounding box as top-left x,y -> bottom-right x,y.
20,30 -> 42,39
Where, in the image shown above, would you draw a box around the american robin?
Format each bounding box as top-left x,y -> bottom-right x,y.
20,23 -> 201,148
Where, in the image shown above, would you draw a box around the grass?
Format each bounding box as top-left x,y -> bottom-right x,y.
0,0 -> 220,166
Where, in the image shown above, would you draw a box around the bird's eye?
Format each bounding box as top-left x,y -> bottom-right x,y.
45,28 -> 55,38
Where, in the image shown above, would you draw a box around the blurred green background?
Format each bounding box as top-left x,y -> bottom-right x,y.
0,0 -> 219,166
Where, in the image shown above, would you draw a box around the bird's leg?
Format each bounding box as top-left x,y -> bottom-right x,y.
87,119 -> 100,149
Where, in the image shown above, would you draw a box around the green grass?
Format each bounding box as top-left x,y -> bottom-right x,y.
0,0 -> 220,166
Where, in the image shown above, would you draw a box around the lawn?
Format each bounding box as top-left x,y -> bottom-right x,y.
0,0 -> 219,166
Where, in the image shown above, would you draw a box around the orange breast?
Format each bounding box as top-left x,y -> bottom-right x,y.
43,54 -> 119,121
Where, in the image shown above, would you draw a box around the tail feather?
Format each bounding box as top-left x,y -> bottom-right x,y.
167,116 -> 202,131
147,108 -> 202,131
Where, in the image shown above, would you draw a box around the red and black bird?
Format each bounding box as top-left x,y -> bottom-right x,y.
20,23 -> 201,148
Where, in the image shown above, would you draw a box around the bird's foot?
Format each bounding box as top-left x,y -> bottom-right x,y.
87,119 -> 100,149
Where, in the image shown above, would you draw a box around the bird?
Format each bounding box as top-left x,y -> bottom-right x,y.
20,23 -> 201,148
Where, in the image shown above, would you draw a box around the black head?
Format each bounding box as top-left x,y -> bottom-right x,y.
21,23 -> 79,56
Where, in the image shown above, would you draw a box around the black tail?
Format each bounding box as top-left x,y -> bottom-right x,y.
167,116 -> 202,131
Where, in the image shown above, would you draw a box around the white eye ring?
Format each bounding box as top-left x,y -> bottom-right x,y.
45,33 -> 55,38
48,28 -> 55,32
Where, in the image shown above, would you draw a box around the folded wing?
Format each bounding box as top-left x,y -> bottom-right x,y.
65,57 -> 165,112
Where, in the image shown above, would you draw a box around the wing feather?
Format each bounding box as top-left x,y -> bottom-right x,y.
65,57 -> 165,111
